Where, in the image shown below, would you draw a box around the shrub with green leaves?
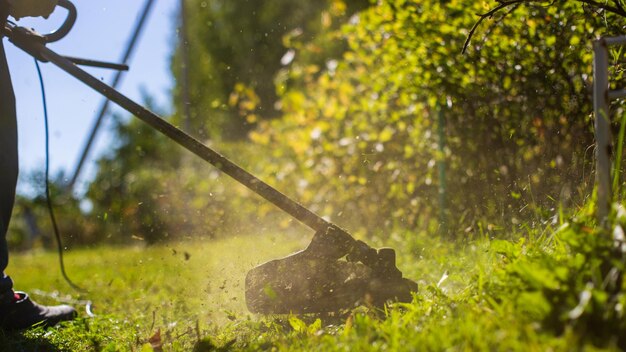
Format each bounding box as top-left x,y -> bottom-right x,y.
249,0 -> 626,236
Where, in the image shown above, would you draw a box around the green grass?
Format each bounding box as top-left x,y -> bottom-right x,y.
1,210 -> 625,351
0,230 -> 310,351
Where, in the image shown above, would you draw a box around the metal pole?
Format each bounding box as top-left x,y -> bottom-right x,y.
593,38 -> 611,224
437,104 -> 447,235
68,0 -> 156,189
179,0 -> 192,133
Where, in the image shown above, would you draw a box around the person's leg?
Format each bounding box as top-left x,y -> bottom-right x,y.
0,5 -> 17,302
0,9 -> 77,329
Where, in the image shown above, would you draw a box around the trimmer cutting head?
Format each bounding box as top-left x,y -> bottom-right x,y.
246,227 -> 418,314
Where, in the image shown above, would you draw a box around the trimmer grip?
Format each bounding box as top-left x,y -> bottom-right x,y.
42,0 -> 76,43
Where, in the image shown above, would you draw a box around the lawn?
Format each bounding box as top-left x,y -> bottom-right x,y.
1,229 -> 310,351
0,213 -> 622,351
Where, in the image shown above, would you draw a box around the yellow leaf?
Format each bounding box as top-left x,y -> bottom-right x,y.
140,344 -> 154,352
379,126 -> 395,142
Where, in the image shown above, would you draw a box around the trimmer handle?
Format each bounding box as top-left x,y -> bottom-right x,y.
42,0 -> 76,43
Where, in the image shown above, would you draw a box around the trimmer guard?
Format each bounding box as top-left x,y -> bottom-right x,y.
246,231 -> 418,314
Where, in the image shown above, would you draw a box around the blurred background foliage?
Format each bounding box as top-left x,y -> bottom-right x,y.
255,0 -> 604,235
169,0 -> 370,139
8,0 -> 626,247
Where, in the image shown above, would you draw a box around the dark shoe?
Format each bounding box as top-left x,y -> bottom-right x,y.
0,291 -> 77,330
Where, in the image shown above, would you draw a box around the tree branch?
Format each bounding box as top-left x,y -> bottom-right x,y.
613,0 -> 626,14
463,0 -> 626,54
462,0 -> 527,54
579,0 -> 626,16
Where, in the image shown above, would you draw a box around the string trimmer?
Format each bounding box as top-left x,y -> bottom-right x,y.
3,0 -> 417,314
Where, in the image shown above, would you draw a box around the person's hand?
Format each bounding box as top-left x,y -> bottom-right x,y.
7,0 -> 58,20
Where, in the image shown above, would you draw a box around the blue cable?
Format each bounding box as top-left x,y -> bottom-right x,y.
34,58 -> 85,293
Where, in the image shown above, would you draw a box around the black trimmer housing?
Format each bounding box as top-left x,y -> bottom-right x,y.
246,227 -> 417,314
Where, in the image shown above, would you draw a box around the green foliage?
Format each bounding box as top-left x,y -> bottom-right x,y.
484,207 -> 626,348
6,203 -> 626,350
171,0 -> 369,139
8,173 -> 95,250
78,0 -> 626,245
85,113 -> 182,244
244,0 -> 626,236
231,204 -> 626,350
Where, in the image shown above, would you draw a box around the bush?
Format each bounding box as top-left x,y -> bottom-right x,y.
248,0 -> 623,237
